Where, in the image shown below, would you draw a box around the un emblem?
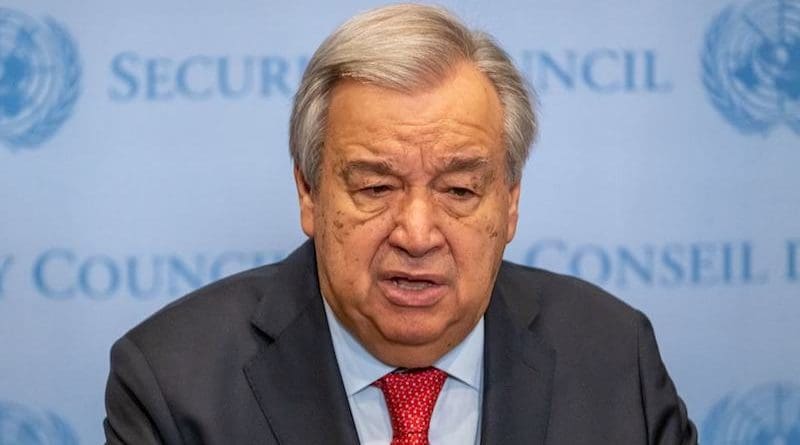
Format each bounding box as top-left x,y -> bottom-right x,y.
702,0 -> 800,135
0,9 -> 80,150
0,400 -> 78,444
702,382 -> 800,444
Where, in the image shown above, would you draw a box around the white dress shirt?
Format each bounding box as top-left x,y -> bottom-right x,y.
323,300 -> 484,445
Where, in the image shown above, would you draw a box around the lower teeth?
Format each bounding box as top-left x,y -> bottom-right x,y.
393,278 -> 432,290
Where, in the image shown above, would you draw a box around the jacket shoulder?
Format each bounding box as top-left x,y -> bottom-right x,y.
497,261 -> 646,342
121,241 -> 316,353
120,263 -> 277,358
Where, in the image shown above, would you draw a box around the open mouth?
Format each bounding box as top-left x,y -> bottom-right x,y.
390,277 -> 437,290
379,272 -> 447,307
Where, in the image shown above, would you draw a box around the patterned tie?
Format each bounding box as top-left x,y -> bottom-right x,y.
374,367 -> 448,445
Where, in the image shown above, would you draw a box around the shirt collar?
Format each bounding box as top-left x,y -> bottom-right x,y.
323,297 -> 484,396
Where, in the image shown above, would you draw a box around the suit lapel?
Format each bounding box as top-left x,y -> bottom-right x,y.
480,265 -> 556,445
243,242 -> 360,445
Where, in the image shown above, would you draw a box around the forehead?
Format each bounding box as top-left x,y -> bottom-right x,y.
325,62 -> 504,159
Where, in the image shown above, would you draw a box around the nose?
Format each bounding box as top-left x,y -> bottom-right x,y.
387,187 -> 445,258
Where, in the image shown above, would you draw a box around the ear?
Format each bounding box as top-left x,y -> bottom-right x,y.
505,181 -> 521,243
294,166 -> 315,237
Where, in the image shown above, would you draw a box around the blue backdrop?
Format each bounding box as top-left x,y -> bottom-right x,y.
1,1 -> 799,443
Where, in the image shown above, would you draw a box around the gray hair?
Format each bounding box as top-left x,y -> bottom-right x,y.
290,3 -> 537,188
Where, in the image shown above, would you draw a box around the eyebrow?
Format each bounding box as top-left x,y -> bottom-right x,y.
438,156 -> 491,175
340,160 -> 397,183
339,155 -> 493,183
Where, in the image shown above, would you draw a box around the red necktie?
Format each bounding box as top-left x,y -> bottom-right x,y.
374,367 -> 448,445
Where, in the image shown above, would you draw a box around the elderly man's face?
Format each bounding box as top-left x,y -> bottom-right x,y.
295,62 -> 520,367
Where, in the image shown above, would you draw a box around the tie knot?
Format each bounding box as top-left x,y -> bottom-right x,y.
374,367 -> 447,445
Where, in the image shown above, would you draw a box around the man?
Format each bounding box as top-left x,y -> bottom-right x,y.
104,4 -> 697,444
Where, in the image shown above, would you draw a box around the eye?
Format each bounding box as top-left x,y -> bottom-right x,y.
361,184 -> 393,197
447,187 -> 476,199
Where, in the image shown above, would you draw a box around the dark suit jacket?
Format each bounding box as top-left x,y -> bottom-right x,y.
104,240 -> 697,444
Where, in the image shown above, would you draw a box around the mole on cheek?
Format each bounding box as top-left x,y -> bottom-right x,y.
332,225 -> 350,243
486,223 -> 499,239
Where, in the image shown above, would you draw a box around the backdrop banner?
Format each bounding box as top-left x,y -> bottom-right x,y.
1,1 -> 798,443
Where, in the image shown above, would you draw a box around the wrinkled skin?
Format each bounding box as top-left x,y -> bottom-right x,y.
295,62 -> 521,368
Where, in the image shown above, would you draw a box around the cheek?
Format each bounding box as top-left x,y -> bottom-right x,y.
481,193 -> 512,244
442,202 -> 510,285
325,209 -> 350,243
451,218 -> 505,263
325,209 -> 394,248
484,219 -> 501,240
315,189 -> 355,242
315,194 -> 395,270
447,195 -> 509,243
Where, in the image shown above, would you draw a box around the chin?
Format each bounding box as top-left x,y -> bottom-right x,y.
385,330 -> 440,347
378,319 -> 449,347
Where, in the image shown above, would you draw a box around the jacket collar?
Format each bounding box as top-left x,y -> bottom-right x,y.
479,263 -> 556,445
243,240 -> 361,445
